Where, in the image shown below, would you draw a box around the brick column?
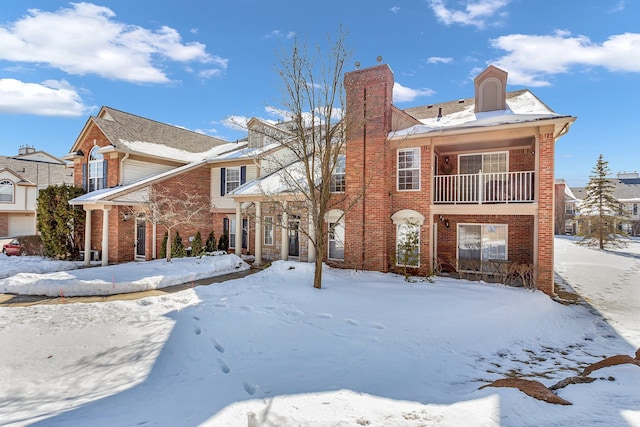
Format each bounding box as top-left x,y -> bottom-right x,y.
536,131 -> 556,295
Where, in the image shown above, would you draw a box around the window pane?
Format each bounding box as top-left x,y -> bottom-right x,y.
482,225 -> 507,260
397,148 -> 420,190
226,167 -> 240,193
0,180 -> 12,202
263,217 -> 273,245
396,223 -> 419,267
458,224 -> 481,261
328,221 -> 345,260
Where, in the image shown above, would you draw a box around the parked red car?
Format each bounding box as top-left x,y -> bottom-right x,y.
2,239 -> 25,256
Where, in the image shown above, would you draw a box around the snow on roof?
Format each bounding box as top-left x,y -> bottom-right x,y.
116,139 -> 245,163
211,142 -> 281,162
392,91 -> 567,138
70,158 -> 209,204
231,160 -> 310,197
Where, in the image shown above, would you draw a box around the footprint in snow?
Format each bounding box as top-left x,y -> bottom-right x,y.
243,381 -> 258,396
317,313 -> 333,319
217,358 -> 230,374
194,326 -> 202,335
370,323 -> 386,329
345,319 -> 359,326
211,338 -> 225,353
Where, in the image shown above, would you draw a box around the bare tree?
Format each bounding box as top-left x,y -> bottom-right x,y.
243,31 -> 351,289
132,182 -> 213,262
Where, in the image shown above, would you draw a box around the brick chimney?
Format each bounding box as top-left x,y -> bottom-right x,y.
344,64 -> 394,271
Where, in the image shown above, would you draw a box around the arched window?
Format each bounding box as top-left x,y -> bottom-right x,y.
88,147 -> 105,191
0,179 -> 14,202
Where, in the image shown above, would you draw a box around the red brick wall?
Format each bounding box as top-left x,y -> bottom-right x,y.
152,166 -> 213,260
73,123 -> 120,190
344,64 -> 394,272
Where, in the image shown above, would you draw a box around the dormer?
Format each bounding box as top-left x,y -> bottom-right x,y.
474,65 -> 507,113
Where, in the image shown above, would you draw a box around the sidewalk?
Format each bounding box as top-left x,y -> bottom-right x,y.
0,268 -> 259,307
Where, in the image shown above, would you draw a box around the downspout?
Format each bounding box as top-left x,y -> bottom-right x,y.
119,152 -> 129,185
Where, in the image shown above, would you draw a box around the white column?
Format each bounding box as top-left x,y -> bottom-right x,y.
307,211 -> 316,263
84,208 -> 92,266
254,201 -> 262,265
235,202 -> 242,255
281,202 -> 289,261
101,207 -> 110,266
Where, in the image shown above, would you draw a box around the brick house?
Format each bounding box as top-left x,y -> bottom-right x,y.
66,64 -> 575,295
227,64 -> 576,295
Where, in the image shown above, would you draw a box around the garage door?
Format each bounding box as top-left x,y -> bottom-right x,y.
8,214 -> 36,236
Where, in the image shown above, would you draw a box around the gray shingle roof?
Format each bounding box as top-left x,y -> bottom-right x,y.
571,178 -> 640,201
93,107 -> 229,154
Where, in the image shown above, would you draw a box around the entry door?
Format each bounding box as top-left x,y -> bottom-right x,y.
288,216 -> 300,257
135,217 -> 146,259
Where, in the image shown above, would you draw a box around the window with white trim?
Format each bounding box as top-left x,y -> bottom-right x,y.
328,221 -> 345,260
459,152 -> 507,174
0,179 -> 13,202
457,224 -> 507,271
396,222 -> 420,267
397,148 -> 420,191
226,167 -> 241,194
263,216 -> 274,245
88,147 -> 105,191
330,154 -> 346,193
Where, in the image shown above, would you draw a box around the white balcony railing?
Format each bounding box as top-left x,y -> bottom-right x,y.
434,171 -> 535,204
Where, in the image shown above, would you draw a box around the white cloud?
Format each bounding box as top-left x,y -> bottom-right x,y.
0,2 -> 225,83
263,30 -> 296,39
427,0 -> 509,29
490,31 -> 640,86
427,56 -> 453,64
0,78 -> 91,116
221,115 -> 251,131
390,6 -> 401,14
393,82 -> 435,103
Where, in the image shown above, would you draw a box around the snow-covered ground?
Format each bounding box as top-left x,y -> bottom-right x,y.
0,253 -> 249,296
555,235 -> 640,348
0,239 -> 638,426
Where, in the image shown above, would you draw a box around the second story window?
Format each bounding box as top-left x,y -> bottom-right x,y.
330,155 -> 346,193
565,203 -> 574,215
0,179 -> 14,202
88,147 -> 106,192
220,166 -> 246,196
397,148 -> 420,191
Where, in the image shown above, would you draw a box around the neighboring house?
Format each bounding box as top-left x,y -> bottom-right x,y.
555,179 -> 580,235
66,64 -> 575,296
63,106 -> 234,265
0,146 -> 73,237
566,172 -> 640,237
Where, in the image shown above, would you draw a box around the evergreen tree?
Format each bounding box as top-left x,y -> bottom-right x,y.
36,184 -> 86,259
171,231 -> 186,258
191,231 -> 203,256
160,232 -> 168,258
576,154 -> 628,249
217,232 -> 229,252
205,230 -> 216,253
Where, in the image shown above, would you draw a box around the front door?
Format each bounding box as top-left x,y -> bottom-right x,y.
288,216 -> 300,257
135,217 -> 146,260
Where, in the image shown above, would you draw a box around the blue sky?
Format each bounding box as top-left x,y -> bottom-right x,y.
1,0 -> 639,186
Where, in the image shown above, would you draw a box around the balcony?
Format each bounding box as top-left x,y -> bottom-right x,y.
434,171 -> 535,204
